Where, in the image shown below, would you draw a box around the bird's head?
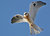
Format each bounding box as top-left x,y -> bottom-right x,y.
31,1 -> 46,8
11,15 -> 23,24
24,12 -> 29,17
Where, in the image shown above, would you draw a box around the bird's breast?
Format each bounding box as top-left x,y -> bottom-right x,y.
24,15 -> 32,24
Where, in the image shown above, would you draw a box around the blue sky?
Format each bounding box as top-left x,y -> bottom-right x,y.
0,0 -> 50,36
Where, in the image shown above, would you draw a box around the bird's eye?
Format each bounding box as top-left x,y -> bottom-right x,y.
25,13 -> 28,15
33,3 -> 36,6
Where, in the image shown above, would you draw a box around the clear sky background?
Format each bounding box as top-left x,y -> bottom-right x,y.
0,0 -> 50,36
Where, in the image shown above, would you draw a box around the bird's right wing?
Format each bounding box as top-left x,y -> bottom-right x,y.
11,14 -> 27,23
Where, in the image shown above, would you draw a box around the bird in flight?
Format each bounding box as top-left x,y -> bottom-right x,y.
11,1 -> 46,35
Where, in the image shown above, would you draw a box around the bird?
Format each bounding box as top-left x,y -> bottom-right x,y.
11,1 -> 46,35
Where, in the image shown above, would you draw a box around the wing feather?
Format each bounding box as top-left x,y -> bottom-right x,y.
11,14 -> 27,23
29,3 -> 39,21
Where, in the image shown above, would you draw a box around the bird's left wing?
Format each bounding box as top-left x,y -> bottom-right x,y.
11,14 -> 27,23
29,1 -> 46,21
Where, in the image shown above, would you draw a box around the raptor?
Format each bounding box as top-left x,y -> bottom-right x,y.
11,1 -> 46,35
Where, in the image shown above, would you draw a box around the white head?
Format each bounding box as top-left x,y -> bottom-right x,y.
24,12 -> 29,16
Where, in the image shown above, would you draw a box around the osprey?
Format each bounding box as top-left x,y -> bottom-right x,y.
11,1 -> 46,35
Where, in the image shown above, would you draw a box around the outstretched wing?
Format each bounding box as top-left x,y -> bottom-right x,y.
11,14 -> 27,23
29,1 -> 46,21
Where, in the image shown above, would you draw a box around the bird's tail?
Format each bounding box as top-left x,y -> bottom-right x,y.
29,24 -> 43,35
